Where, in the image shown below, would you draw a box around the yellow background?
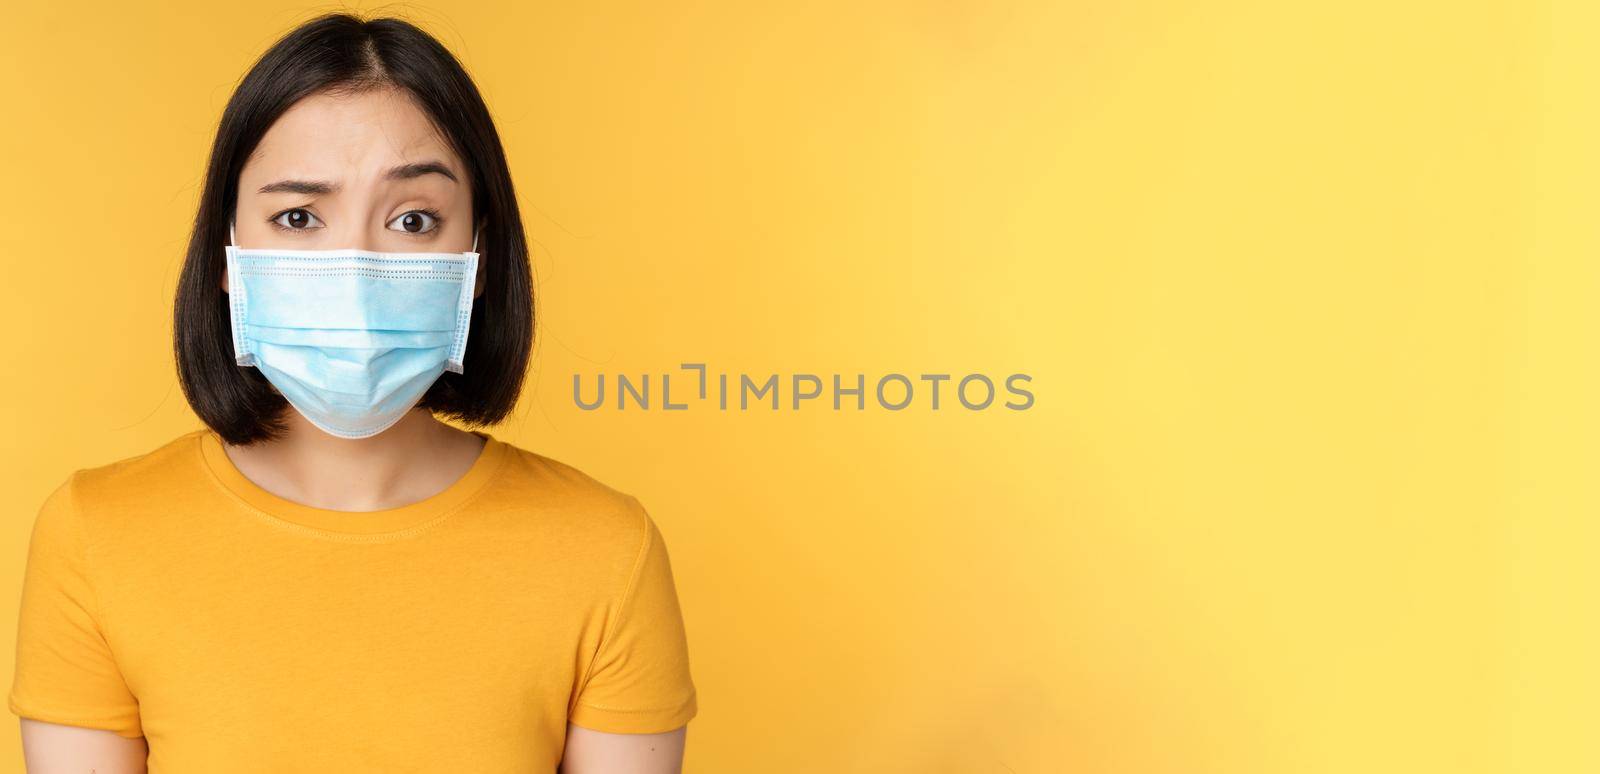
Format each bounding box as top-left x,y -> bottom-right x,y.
0,1 -> 1590,772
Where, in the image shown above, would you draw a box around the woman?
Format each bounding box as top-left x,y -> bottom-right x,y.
8,14 -> 697,773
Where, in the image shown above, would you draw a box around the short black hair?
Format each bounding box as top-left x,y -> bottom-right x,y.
174,13 -> 533,446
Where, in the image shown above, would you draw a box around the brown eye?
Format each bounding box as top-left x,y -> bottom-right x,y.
388,210 -> 440,234
272,208 -> 323,230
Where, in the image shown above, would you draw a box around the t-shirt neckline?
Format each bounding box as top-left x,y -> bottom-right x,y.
196,427 -> 510,536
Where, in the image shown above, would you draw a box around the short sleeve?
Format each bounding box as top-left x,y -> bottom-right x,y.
7,472 -> 143,738
570,500 -> 699,734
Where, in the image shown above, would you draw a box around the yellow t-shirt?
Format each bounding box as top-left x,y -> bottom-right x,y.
8,428 -> 698,771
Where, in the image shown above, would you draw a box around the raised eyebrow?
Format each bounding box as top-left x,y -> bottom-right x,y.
256,162 -> 456,195
258,179 -> 338,195
385,161 -> 459,184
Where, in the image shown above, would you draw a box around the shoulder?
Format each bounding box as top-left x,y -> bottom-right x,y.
491,440 -> 657,558
63,428 -> 208,514
69,430 -> 207,491
23,425 -> 209,553
67,430 -> 207,502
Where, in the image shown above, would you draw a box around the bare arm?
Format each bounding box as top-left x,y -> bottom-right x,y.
559,722 -> 686,774
19,718 -> 148,773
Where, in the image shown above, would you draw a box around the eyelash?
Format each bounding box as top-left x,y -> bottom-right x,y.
266,207 -> 446,236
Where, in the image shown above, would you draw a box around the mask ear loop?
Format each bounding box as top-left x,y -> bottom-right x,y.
471,225 -> 480,253
229,220 -> 236,248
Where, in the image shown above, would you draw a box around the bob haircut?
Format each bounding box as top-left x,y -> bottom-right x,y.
174,13 -> 533,446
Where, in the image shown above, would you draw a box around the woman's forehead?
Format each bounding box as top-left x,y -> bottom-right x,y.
241,88 -> 461,185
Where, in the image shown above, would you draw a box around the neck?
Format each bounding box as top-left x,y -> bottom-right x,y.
220,408 -> 486,512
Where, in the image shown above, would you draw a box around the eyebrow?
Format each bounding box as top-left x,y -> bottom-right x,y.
256,160 -> 460,195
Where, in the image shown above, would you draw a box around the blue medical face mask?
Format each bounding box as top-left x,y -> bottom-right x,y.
224,221 -> 481,439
